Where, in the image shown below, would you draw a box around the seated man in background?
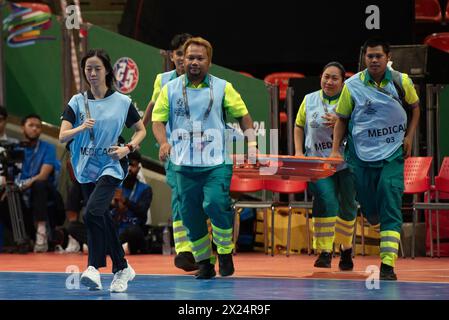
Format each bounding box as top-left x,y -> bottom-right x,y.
18,114 -> 64,252
111,151 -> 153,254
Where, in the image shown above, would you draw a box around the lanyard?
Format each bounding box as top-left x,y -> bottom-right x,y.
129,182 -> 137,201
319,93 -> 329,114
83,91 -> 95,141
182,75 -> 214,121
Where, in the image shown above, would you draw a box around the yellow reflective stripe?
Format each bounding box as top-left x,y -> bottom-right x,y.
172,220 -> 184,228
334,227 -> 352,237
175,240 -> 192,254
380,230 -> 400,256
314,222 -> 336,228
313,217 -> 336,234
211,223 -> 233,235
336,217 -> 355,230
313,236 -> 334,251
173,225 -> 186,234
380,252 -> 397,267
380,230 -> 400,239
313,217 -> 336,251
335,218 -> 355,244
191,234 -> 212,262
314,217 -> 337,223
191,234 -> 210,251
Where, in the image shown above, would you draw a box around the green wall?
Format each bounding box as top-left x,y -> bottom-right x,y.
5,15 -> 63,124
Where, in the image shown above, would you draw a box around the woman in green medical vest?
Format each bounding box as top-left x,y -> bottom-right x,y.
294,62 -> 358,270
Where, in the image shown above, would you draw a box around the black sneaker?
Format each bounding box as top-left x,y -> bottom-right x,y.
380,263 -> 397,281
195,259 -> 216,279
174,252 -> 199,272
218,253 -> 235,276
314,252 -> 332,268
338,246 -> 354,271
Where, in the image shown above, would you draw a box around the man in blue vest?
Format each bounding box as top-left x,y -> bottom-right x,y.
330,38 -> 420,280
152,37 -> 257,279
111,151 -> 152,254
142,33 -> 200,272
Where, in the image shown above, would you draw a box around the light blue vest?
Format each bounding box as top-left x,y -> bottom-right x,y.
345,72 -> 407,162
67,91 -> 131,183
304,90 -> 347,171
161,70 -> 177,86
167,74 -> 227,167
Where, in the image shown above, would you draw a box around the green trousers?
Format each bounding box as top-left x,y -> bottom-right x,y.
174,164 -> 234,262
309,168 -> 358,251
350,155 -> 404,267
166,161 -> 192,254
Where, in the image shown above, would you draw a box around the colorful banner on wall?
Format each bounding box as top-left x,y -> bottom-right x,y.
3,2 -> 55,48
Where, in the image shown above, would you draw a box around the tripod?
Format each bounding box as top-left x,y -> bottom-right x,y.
4,181 -> 28,247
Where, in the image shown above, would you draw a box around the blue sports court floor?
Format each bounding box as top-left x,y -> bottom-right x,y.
1,271 -> 449,300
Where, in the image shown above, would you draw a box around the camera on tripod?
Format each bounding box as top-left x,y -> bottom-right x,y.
0,140 -> 28,250
0,140 -> 25,185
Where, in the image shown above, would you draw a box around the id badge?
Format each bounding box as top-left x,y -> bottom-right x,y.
81,156 -> 102,181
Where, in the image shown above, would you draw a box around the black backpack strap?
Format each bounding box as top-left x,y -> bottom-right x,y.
391,70 -> 406,104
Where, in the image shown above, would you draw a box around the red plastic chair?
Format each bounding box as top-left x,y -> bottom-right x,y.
264,72 -> 305,101
415,0 -> 442,22
263,179 -> 312,256
230,175 -> 269,253
403,157 -> 433,258
264,72 -> 305,124
424,32 -> 449,54
422,157 -> 449,257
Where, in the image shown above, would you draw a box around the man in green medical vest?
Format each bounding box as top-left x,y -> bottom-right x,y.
152,37 -> 257,279
330,38 -> 420,280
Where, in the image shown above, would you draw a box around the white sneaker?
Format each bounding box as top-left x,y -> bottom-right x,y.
65,235 -> 81,253
110,262 -> 136,293
80,266 -> 103,290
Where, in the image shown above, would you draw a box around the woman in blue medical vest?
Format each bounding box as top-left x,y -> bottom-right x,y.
294,62 -> 358,270
59,49 -> 146,293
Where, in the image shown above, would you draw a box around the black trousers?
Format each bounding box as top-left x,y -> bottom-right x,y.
80,175 -> 127,274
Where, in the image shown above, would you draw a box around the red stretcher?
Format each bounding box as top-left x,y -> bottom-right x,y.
232,154 -> 343,181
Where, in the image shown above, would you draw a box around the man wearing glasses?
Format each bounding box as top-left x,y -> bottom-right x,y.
330,38 -> 420,281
